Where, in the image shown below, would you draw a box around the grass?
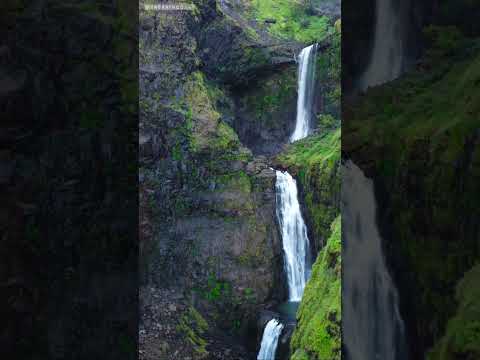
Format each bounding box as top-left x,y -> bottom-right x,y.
249,0 -> 332,43
278,128 -> 340,168
291,216 -> 341,360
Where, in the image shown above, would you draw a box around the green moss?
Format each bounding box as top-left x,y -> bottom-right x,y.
184,71 -> 221,122
249,0 -> 333,43
278,128 -> 340,167
216,170 -> 252,194
244,66 -> 297,124
427,265 -> 480,359
290,216 -> 341,360
179,71 -> 247,156
344,43 -> 480,355
177,306 -> 209,358
207,121 -> 241,153
315,29 -> 341,117
291,349 -> 310,360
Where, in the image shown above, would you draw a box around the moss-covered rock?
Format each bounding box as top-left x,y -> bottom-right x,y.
276,129 -> 340,252
290,216 -> 341,360
177,306 -> 210,358
343,42 -> 480,357
248,0 -> 333,43
139,3 -> 287,354
427,264 -> 480,360
274,128 -> 341,360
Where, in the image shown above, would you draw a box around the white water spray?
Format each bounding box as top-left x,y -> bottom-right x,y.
290,44 -> 318,142
342,160 -> 408,360
360,0 -> 404,90
275,170 -> 311,302
257,318 -> 284,360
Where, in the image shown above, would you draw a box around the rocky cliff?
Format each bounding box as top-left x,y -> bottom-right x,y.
139,0 -> 341,359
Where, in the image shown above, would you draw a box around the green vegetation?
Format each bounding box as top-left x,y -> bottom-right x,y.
344,41 -> 480,356
277,129 -> 340,245
180,71 -> 248,158
177,306 -> 209,357
278,128 -> 339,167
291,216 -> 341,360
316,27 -> 341,117
215,171 -> 252,194
249,0 -> 333,43
201,275 -> 233,302
245,67 -> 297,124
428,264 -> 480,359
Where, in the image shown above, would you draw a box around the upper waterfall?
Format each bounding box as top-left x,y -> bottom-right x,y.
342,160 -> 408,360
257,318 -> 284,360
275,170 -> 311,302
360,0 -> 404,89
290,44 -> 318,142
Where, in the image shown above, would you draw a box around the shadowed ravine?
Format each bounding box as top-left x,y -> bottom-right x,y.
342,161 -> 408,360
257,44 -> 317,360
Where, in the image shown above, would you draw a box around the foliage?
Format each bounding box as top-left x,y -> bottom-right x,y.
249,0 -> 333,43
315,28 -> 341,117
291,216 -> 341,360
423,25 -> 465,63
344,45 -> 480,356
427,265 -> 480,359
278,128 -> 340,168
245,67 -> 297,123
177,306 -> 209,357
278,128 -> 340,252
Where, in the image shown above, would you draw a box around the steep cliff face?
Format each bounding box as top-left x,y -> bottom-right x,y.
139,0 -> 341,358
274,128 -> 341,360
139,3 -> 288,358
275,129 -> 341,254
344,37 -> 480,358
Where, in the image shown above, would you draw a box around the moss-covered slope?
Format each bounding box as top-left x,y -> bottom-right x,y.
276,129 -> 340,252
343,38 -> 480,357
427,264 -> 480,360
274,127 -> 341,360
290,216 -> 341,360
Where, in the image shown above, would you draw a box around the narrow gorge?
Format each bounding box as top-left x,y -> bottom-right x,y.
343,0 -> 410,358
257,43 -> 318,358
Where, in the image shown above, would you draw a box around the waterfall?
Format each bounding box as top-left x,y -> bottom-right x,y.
360,0 -> 404,90
342,160 -> 408,360
275,170 -> 311,302
257,318 -> 284,360
290,44 -> 318,142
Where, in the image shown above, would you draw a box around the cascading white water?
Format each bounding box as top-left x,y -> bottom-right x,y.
360,0 -> 404,90
275,170 -> 311,302
342,160 -> 408,360
290,44 -> 318,142
257,318 -> 284,360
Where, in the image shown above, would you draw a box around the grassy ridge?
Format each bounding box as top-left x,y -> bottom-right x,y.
249,0 -> 332,43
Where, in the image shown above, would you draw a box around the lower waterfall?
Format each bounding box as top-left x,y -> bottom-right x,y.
342,160 -> 408,360
257,318 -> 284,360
275,170 -> 311,302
